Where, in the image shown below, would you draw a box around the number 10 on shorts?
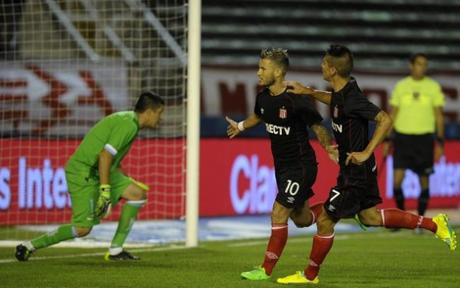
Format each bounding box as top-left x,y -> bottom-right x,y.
285,179 -> 300,195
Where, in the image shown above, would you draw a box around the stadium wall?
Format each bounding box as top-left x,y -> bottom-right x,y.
201,66 -> 460,123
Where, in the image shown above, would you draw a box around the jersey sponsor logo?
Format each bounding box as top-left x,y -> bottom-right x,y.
265,123 -> 291,135
279,106 -> 287,119
331,120 -> 343,133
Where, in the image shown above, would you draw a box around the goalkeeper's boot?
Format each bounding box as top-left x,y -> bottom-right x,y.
277,271 -> 319,285
104,250 -> 140,261
432,214 -> 457,251
15,244 -> 33,261
241,266 -> 270,280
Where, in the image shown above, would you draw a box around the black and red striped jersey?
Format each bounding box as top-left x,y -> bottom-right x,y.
330,78 -> 381,169
254,88 -> 322,164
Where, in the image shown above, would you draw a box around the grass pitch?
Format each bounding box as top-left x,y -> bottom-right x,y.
0,229 -> 459,288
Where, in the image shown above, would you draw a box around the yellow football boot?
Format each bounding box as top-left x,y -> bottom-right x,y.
277,271 -> 319,285
432,213 -> 457,251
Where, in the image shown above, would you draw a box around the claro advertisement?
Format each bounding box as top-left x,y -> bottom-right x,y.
1,139 -> 460,224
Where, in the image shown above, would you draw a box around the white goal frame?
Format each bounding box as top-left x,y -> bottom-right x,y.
186,0 -> 201,248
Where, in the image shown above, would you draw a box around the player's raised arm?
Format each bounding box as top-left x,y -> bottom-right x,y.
311,123 -> 338,163
285,80 -> 332,105
225,116 -> 240,139
225,113 -> 261,139
346,110 -> 392,165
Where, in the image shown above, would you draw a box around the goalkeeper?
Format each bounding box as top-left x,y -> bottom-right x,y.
16,91 -> 164,261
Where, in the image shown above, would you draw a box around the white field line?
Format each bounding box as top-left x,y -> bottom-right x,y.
0,232 -> 416,264
0,245 -> 188,264
0,240 -> 155,248
226,231 -> 410,247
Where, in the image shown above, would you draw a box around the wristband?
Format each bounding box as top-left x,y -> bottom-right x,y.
237,121 -> 245,132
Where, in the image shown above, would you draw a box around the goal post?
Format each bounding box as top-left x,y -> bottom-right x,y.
185,0 -> 201,248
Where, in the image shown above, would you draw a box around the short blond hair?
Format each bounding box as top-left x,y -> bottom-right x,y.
260,48 -> 289,73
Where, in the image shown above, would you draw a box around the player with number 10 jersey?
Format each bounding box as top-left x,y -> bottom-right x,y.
226,48 -> 337,281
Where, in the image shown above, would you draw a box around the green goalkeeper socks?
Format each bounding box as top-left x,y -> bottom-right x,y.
110,200 -> 145,252
30,224 -> 77,250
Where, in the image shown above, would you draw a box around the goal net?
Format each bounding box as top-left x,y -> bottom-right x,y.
0,0 -> 189,245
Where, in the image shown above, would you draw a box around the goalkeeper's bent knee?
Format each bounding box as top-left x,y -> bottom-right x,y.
74,226 -> 92,237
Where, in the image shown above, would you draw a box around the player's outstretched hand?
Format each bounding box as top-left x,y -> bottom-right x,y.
326,144 -> 339,163
284,80 -> 314,95
225,116 -> 240,139
345,151 -> 370,166
96,185 -> 112,219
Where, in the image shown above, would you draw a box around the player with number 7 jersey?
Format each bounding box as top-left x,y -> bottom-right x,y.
226,48 -> 338,281
280,44 -> 456,285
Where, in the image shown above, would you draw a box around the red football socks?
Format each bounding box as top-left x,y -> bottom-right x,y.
305,234 -> 335,280
381,208 -> 437,233
309,202 -> 324,225
262,224 -> 288,275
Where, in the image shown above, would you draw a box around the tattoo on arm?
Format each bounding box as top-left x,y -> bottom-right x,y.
312,124 -> 332,148
312,90 -> 332,105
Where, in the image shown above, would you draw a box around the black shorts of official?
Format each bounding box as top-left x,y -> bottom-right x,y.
324,164 -> 382,220
393,132 -> 434,175
274,160 -> 318,209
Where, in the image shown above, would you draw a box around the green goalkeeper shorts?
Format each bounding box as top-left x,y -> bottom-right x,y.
65,169 -> 133,227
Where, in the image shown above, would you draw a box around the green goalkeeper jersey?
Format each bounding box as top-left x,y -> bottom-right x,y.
66,111 -> 140,175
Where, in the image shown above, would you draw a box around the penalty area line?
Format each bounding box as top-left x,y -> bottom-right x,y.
0,245 -> 188,264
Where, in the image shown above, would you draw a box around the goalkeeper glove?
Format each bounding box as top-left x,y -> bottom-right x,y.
96,184 -> 112,219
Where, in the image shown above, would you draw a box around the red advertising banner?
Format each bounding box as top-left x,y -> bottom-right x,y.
199,139 -> 460,216
1,139 -> 460,224
0,139 -> 185,225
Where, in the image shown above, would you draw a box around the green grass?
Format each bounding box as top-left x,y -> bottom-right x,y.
0,230 -> 459,288
0,227 -> 44,240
